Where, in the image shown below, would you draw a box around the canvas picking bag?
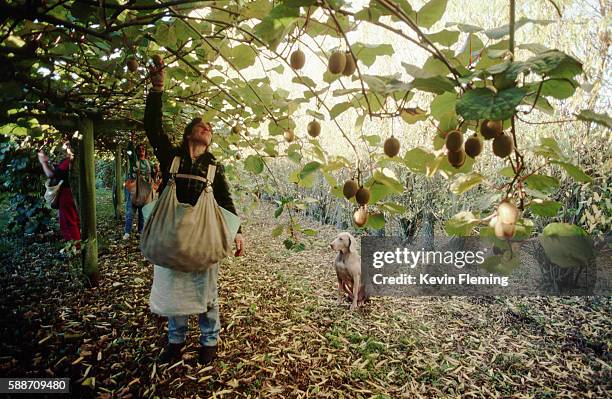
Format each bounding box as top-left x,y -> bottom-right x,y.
140,156 -> 233,272
131,160 -> 153,207
44,179 -> 63,209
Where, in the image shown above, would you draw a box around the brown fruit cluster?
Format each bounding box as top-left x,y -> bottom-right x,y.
464,135 -> 483,158
328,51 -> 346,74
283,130 -> 295,143
290,49 -> 305,70
480,119 -> 503,140
353,207 -> 368,227
342,179 -> 359,199
343,52 -> 356,76
494,200 -> 519,240
492,134 -> 514,158
355,187 -> 370,206
384,137 -> 400,157
445,130 -> 466,168
152,54 -> 163,67
307,120 -> 321,138
231,124 -> 241,134
127,57 -> 138,72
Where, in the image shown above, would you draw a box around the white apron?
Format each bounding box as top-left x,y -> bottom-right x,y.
149,263 -> 219,316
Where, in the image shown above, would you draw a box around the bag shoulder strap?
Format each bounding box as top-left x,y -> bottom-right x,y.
169,156 -> 181,174
206,164 -> 217,184
170,156 -> 209,185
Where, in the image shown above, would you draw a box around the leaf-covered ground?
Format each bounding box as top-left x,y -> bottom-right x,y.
0,191 -> 610,398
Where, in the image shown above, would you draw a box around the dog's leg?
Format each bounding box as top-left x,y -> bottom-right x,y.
336,278 -> 344,305
350,274 -> 360,310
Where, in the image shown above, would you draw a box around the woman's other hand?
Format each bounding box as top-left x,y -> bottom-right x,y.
37,151 -> 48,164
234,233 -> 245,257
149,59 -> 165,91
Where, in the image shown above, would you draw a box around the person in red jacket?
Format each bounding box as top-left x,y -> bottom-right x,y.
37,141 -> 81,242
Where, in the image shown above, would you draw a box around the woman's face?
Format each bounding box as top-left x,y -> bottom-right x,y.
189,121 -> 213,147
62,142 -> 73,158
137,146 -> 146,159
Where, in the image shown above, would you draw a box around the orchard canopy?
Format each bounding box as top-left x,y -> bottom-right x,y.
1,0 -> 610,245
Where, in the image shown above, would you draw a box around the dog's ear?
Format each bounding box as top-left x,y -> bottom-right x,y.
348,234 -> 357,253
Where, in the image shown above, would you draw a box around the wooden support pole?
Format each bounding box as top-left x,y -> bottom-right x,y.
78,118 -> 100,287
114,144 -> 123,220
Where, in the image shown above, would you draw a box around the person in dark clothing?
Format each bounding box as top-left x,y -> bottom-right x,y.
144,57 -> 245,366
37,141 -> 81,242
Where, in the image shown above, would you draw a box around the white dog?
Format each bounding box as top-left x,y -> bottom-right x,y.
330,232 -> 367,310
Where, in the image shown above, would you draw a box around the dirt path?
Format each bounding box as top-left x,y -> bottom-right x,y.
0,199 -> 610,398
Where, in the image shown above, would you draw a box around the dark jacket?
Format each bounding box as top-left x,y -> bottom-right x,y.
144,91 -> 240,232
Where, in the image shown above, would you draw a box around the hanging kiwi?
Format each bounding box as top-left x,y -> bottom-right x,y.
480,119 -> 503,140
355,186 -> 370,206
328,51 -> 346,74
231,124 -> 241,134
343,179 -> 359,199
152,54 -> 163,66
447,149 -> 466,168
343,52 -> 356,76
464,135 -> 483,158
494,220 -> 516,240
445,130 -> 463,152
307,120 -> 321,138
235,153 -> 241,160
497,200 -> 519,225
127,57 -> 138,72
383,136 -> 400,157
290,49 -> 305,70
283,130 -> 295,143
353,207 -> 368,227
492,134 -> 514,158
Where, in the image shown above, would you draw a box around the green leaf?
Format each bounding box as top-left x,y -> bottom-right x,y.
528,50 -> 582,79
416,0 -> 448,28
299,161 -> 322,179
404,147 -> 435,174
293,75 -> 316,88
366,213 -> 386,229
576,110 -> 612,129
525,174 -> 559,194
540,223 -> 594,267
450,172 -> 484,194
402,62 -> 432,79
533,137 -> 565,160
456,87 -> 526,121
362,134 -> 381,146
499,166 -> 515,178
379,202 -> 407,214
227,44 -> 257,69
351,42 -> 394,67
244,155 -> 264,174
329,102 -> 352,119
368,181 -> 393,204
275,204 -> 284,218
362,75 -> 387,93
537,79 -> 577,99
529,200 -> 562,217
400,108 -> 428,124
423,56 -> 449,76
272,224 -> 284,237
483,17 -> 554,40
552,161 -> 592,183
426,29 -> 460,46
445,211 -> 479,236
412,76 -> 456,94
373,170 -> 404,194
253,3 -> 298,50
430,92 -> 457,121
514,218 -> 534,240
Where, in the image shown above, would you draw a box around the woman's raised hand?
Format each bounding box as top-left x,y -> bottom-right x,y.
150,55 -> 164,91
37,151 -> 48,164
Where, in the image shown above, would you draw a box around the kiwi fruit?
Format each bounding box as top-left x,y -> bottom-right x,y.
464,135 -> 483,158
290,49 -> 305,70
127,57 -> 138,72
353,207 -> 368,227
494,220 -> 516,240
307,120 -> 321,138
497,200 -> 519,225
343,52 -> 356,76
355,187 -> 370,206
445,130 -> 463,152
283,129 -> 295,143
343,179 -> 359,199
383,137 -> 400,157
152,54 -> 163,66
480,119 -> 503,140
328,51 -> 346,75
492,134 -> 514,158
231,125 -> 241,134
235,153 -> 241,160
447,149 -> 466,168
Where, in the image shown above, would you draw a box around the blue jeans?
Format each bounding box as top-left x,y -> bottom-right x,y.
124,186 -> 144,234
167,303 -> 220,347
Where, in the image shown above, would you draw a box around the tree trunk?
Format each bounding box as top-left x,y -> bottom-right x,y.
113,144 -> 123,221
419,210 -> 435,251
78,118 -> 99,287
